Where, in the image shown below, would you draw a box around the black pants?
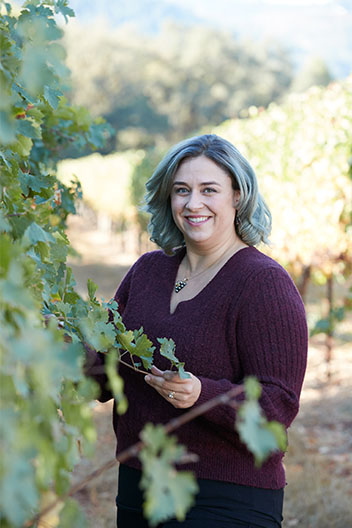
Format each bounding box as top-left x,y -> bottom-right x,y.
116,465 -> 284,528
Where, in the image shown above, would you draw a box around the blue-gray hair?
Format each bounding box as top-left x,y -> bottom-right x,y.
144,134 -> 271,254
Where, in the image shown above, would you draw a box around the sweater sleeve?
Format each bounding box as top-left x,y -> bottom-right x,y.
196,266 -> 308,434
84,264 -> 134,402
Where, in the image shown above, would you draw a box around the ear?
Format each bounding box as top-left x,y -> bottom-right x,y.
233,190 -> 240,208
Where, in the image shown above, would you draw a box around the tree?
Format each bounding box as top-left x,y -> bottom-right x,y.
63,21 -> 294,150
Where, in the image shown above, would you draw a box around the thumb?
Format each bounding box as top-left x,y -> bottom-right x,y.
151,365 -> 164,376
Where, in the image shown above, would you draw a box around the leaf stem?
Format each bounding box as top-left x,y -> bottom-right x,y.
6,212 -> 27,217
118,357 -> 148,375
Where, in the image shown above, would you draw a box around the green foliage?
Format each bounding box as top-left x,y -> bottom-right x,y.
139,424 -> 198,526
236,378 -> 287,466
0,1 -> 113,525
158,337 -> 190,379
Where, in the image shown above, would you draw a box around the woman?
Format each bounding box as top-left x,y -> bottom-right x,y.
87,134 -> 308,527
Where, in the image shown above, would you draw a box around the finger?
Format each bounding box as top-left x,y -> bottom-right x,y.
163,370 -> 180,381
151,365 -> 164,376
145,374 -> 165,388
146,375 -> 191,393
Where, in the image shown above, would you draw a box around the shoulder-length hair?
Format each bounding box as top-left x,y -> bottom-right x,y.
144,134 -> 272,254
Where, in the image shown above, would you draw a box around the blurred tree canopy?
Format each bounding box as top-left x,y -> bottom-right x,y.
63,21 -> 296,151
290,56 -> 332,94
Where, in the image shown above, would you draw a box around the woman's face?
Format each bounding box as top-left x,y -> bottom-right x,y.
170,155 -> 240,251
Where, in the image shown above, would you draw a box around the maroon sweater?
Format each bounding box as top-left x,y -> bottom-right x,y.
88,247 -> 308,489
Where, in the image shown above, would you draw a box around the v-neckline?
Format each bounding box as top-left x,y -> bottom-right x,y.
168,246 -> 252,315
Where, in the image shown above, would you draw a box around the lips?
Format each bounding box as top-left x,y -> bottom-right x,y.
185,216 -> 210,225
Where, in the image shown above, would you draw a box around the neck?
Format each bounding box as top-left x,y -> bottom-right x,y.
184,235 -> 246,274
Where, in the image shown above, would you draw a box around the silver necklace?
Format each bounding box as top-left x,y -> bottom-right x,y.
174,246 -> 240,293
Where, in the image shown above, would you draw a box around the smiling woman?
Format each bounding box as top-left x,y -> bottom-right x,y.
145,134 -> 272,254
170,156 -> 239,250
86,134 -> 308,528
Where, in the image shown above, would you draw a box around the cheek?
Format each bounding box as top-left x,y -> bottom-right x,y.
170,195 -> 182,215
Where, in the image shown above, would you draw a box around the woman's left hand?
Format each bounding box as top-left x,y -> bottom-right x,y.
144,366 -> 201,408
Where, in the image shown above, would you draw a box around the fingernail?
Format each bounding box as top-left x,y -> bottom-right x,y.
145,375 -> 150,382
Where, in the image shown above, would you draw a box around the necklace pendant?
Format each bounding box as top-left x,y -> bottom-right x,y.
174,278 -> 188,293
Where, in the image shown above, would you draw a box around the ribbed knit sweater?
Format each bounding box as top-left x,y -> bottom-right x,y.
87,246 -> 308,489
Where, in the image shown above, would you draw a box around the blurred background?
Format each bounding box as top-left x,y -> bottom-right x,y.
40,0 -> 352,526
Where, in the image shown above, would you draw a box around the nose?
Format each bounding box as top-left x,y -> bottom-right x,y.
185,190 -> 203,211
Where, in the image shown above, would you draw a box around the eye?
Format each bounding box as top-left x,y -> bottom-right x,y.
174,187 -> 189,194
203,187 -> 217,193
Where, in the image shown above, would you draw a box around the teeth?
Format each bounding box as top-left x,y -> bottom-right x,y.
187,217 -> 208,223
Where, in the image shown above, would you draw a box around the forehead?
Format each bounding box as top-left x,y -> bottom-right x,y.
174,155 -> 230,182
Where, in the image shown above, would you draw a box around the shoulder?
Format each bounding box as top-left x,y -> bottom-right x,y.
132,249 -> 178,270
229,247 -> 304,310
114,250 -> 171,305
231,246 -> 293,284
127,249 -> 182,280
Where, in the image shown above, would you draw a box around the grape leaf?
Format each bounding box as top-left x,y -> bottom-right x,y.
43,85 -> 63,110
139,424 -> 198,526
132,329 -> 155,370
105,349 -> 128,414
117,329 -> 134,352
158,337 -> 190,379
87,278 -> 98,302
236,378 -> 287,466
24,222 -> 55,245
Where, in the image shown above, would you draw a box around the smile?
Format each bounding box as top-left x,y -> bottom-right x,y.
185,216 -> 210,225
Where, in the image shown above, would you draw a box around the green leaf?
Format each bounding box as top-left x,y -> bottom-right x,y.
117,329 -> 135,352
244,376 -> 262,400
0,209 -> 12,233
13,134 -> 33,157
17,118 -> 41,139
0,453 -> 39,526
59,498 -> 87,528
0,111 -> 16,144
0,150 -> 11,168
139,424 -> 198,526
43,85 -> 63,110
158,337 -> 190,378
132,329 -> 155,370
158,337 -> 178,363
105,349 -> 128,414
177,363 -> 190,380
19,170 -> 51,193
87,278 -> 98,301
24,222 -> 55,245
50,233 -> 69,263
54,0 -> 76,23
236,399 -> 287,466
265,421 -> 288,452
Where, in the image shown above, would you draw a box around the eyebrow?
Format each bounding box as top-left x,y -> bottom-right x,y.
173,180 -> 221,186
